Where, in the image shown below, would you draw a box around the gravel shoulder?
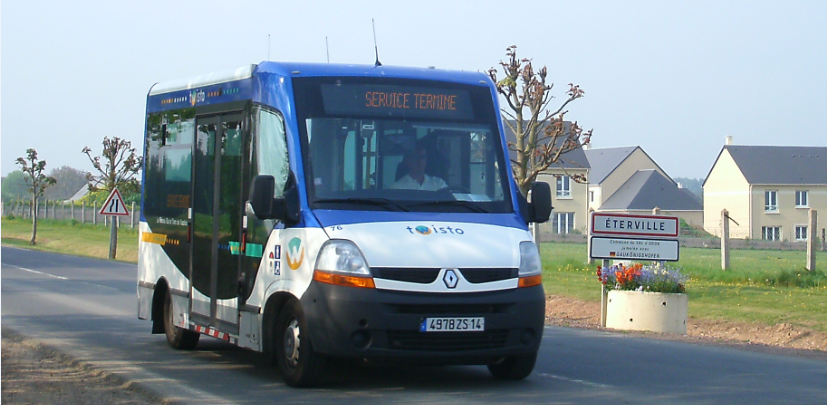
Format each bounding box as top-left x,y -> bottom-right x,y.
1,328 -> 162,405
3,295 -> 826,403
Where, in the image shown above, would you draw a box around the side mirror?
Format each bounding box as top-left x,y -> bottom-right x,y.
249,175 -> 276,219
248,173 -> 301,225
528,182 -> 552,223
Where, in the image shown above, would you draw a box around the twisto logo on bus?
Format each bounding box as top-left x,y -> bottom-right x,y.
286,237 -> 304,270
189,90 -> 206,106
407,225 -> 465,235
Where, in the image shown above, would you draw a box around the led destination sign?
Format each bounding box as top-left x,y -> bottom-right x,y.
320,84 -> 473,120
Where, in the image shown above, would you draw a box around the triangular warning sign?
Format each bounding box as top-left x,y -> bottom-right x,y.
100,188 -> 130,216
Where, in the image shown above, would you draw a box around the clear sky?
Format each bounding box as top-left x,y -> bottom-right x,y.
2,0 -> 826,179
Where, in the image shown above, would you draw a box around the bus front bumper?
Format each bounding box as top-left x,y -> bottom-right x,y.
301,281 -> 545,364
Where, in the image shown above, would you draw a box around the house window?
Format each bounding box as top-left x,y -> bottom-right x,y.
556,176 -> 571,198
762,226 -> 781,241
796,190 -> 809,208
764,190 -> 778,212
552,212 -> 575,234
795,226 -> 808,241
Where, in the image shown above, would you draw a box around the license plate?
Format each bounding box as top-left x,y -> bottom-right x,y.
420,317 -> 484,332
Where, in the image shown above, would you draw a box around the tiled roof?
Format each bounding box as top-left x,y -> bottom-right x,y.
583,146 -> 639,184
601,170 -> 702,211
722,145 -> 827,185
502,121 -> 591,170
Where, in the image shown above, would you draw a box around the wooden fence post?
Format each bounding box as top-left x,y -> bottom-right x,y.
93,201 -> 97,225
721,209 -> 730,270
131,202 -> 135,228
807,209 -> 817,271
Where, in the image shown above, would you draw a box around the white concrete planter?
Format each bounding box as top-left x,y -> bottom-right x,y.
605,290 -> 688,334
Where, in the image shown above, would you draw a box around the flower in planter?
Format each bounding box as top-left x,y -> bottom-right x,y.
597,263 -> 686,293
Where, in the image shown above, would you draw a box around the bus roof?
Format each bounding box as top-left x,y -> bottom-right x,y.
148,62 -> 492,96
256,61 -> 492,86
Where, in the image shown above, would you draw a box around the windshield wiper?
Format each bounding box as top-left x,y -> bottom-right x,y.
314,198 -> 409,212
408,200 -> 488,213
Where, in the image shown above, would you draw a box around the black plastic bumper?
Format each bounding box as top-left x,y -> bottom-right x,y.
301,281 -> 545,364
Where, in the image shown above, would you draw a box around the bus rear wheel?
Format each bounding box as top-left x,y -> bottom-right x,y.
163,290 -> 199,350
275,299 -> 326,387
487,351 -> 538,380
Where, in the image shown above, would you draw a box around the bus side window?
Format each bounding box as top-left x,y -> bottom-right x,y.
254,109 -> 289,196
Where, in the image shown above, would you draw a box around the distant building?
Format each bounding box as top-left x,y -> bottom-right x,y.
503,121 -> 591,234
535,146 -> 590,234
703,143 -> 827,241
585,146 -> 703,227
66,186 -> 89,202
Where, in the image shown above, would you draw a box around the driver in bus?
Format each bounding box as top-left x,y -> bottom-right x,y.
392,145 -> 447,191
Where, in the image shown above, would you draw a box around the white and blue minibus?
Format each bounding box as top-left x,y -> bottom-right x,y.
137,61 -> 552,387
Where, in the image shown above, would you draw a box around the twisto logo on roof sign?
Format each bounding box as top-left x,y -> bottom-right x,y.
407,225 -> 465,235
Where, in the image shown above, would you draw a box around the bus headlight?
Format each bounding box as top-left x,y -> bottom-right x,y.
313,240 -> 374,288
518,241 -> 543,288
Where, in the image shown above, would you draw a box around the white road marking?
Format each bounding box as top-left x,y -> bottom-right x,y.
4,264 -> 69,280
2,263 -> 119,291
535,373 -> 612,388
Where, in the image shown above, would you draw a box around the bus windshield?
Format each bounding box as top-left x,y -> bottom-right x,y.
293,77 -> 512,214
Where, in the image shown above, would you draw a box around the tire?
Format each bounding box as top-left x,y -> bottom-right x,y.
487,352 -> 538,380
275,299 -> 326,387
163,290 -> 200,350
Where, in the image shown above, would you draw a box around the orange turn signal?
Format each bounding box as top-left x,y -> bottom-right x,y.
313,270 -> 376,289
518,274 -> 543,288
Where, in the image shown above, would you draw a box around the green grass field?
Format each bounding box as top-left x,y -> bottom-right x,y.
3,216 -> 826,331
539,242 -> 827,331
1,217 -> 139,262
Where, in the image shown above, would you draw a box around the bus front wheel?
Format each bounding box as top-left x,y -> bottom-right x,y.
163,290 -> 199,350
487,351 -> 538,380
275,299 -> 326,387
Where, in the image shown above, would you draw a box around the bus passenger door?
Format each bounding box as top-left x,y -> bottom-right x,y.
191,114 -> 244,333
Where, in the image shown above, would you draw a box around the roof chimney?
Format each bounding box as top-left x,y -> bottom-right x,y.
725,136 -> 733,145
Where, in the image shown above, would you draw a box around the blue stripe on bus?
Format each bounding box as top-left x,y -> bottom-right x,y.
146,79 -> 253,113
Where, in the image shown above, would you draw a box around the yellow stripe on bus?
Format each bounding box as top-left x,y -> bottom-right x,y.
141,232 -> 168,245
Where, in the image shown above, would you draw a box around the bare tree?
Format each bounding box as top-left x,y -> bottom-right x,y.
488,45 -> 593,196
83,137 -> 143,259
16,148 -> 56,245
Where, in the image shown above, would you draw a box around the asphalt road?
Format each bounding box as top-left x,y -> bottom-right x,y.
2,246 -> 826,404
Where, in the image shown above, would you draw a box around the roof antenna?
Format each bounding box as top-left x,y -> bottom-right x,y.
326,36 -> 330,63
372,18 -> 382,67
268,34 -> 271,61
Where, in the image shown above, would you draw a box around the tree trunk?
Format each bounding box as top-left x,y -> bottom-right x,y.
109,216 -> 118,259
30,197 -> 38,245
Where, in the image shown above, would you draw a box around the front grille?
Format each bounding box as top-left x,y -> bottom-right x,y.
371,268 -> 440,284
372,267 -> 517,284
460,268 -> 517,283
386,330 -> 509,351
385,303 -> 512,315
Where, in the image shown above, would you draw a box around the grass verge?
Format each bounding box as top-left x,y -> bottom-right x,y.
1,217 -> 139,262
540,241 -> 827,332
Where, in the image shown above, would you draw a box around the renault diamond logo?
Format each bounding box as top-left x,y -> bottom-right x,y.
443,269 -> 459,289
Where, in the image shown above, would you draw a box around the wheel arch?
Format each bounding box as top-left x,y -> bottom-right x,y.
151,277 -> 170,334
261,291 -> 297,356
